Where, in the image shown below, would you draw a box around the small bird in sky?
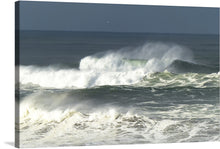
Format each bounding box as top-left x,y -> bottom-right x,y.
106,20 -> 110,24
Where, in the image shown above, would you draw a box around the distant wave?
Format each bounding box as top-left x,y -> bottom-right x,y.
167,60 -> 218,73
19,42 -> 219,89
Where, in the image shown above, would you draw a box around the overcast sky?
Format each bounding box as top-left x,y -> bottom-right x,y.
17,1 -> 219,34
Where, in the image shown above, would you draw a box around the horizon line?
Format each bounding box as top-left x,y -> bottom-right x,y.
18,29 -> 219,36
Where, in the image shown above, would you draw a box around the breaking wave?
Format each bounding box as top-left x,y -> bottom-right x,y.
19,42 -> 219,89
18,42 -> 220,147
140,70 -> 219,88
19,91 -> 220,147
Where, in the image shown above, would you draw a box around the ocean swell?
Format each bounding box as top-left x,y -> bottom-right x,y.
19,42 -> 219,89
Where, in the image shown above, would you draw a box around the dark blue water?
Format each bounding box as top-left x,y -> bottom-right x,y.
18,31 -> 219,147
19,31 -> 219,68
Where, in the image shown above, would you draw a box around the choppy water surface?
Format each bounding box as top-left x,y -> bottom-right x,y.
17,31 -> 219,147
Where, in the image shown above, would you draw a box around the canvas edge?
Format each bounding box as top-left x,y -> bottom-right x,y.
15,1 -> 20,148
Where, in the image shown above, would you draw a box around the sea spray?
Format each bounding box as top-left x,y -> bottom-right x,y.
17,30 -> 220,147
79,42 -> 193,71
20,42 -> 198,89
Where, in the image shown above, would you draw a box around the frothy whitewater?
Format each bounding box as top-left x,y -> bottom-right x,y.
17,42 -> 220,147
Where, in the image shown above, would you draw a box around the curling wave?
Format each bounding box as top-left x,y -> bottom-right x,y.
167,60 -> 218,73
19,42 -> 219,89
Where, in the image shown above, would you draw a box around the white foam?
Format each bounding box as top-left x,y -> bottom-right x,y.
140,71 -> 220,88
19,98 -> 220,147
20,42 -> 194,89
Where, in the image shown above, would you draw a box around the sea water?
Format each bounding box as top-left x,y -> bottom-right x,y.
16,31 -> 219,147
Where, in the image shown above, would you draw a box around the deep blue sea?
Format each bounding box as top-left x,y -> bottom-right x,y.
17,31 -> 219,147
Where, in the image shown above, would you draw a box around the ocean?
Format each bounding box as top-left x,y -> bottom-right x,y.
16,31 -> 219,147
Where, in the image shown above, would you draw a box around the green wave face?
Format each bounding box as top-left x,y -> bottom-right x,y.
122,58 -> 148,66
140,71 -> 219,88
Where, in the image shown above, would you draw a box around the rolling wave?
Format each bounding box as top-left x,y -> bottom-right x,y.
19,106 -> 220,147
167,60 -> 218,73
19,42 -> 219,89
19,90 -> 220,147
140,70 -> 219,88
18,42 -> 220,147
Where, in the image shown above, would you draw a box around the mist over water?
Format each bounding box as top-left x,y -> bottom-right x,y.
20,42 -> 218,89
18,32 -> 220,147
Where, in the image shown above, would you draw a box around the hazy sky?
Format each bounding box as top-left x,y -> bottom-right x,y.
18,1 -> 219,34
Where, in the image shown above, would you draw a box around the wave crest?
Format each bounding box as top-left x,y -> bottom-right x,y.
19,98 -> 220,147
20,42 -> 218,89
140,70 -> 219,88
79,42 -> 193,72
